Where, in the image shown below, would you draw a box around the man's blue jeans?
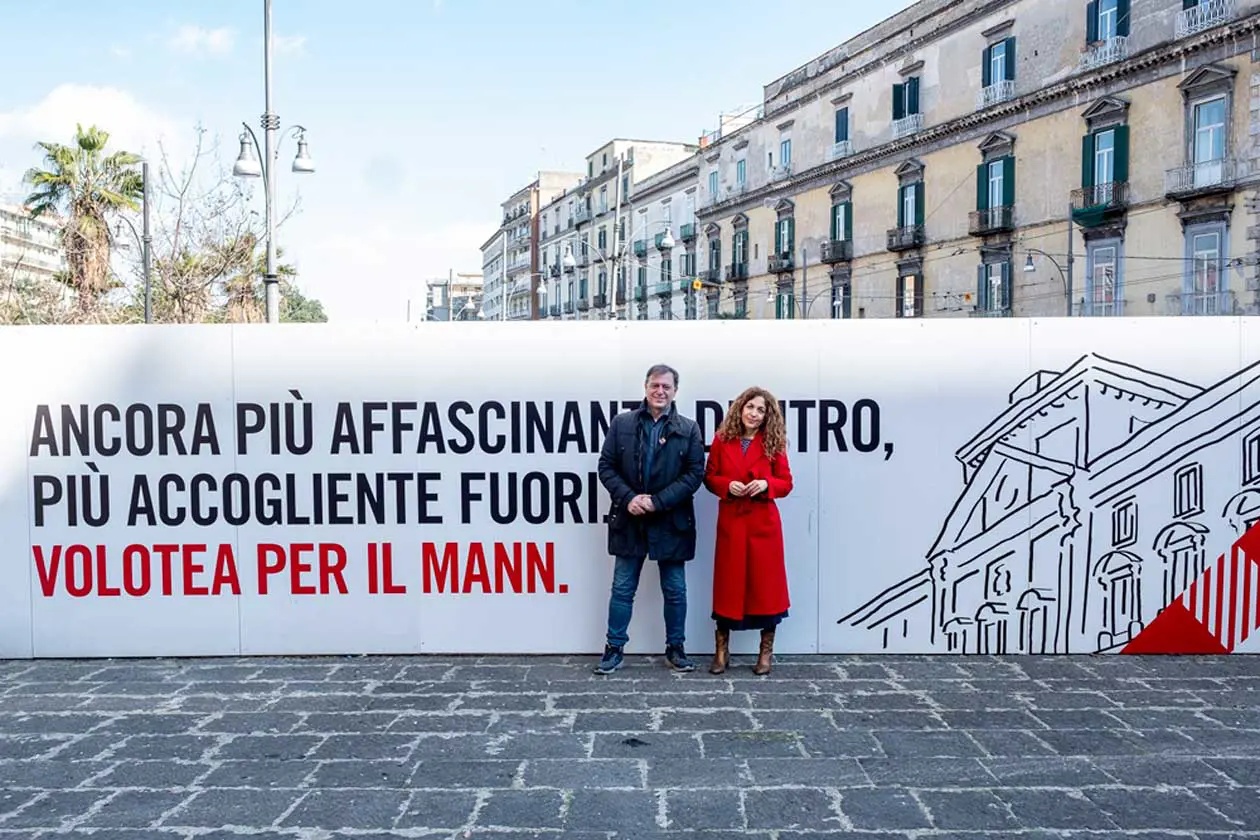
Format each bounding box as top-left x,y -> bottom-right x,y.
605,556 -> 687,649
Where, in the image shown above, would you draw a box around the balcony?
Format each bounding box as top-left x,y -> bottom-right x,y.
633,240 -> 647,257
679,223 -> 696,242
1079,36 -> 1128,71
549,305 -> 560,317
573,207 -> 592,225
634,286 -> 647,302
577,300 -> 590,312
563,301 -> 575,314
697,268 -> 723,286
892,113 -> 923,139
826,141 -> 854,162
1166,289 -> 1237,316
726,263 -> 748,282
976,80 -> 1015,110
549,265 -> 560,278
651,280 -> 675,296
1071,181 -> 1129,225
767,253 -> 794,274
1165,158 -> 1244,199
970,305 -> 1012,318
593,294 -> 608,308
969,206 -> 1014,236
886,225 -> 925,252
820,239 -> 852,264
769,165 -> 792,183
1177,0 -> 1236,38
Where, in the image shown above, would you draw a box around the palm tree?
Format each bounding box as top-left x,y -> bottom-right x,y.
22,124 -> 143,312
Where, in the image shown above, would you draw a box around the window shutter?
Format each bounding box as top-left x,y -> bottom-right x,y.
1005,37 -> 1016,81
914,182 -> 925,226
835,108 -> 849,143
1002,156 -> 1016,208
1086,0 -> 1099,43
977,265 -> 990,311
914,277 -> 924,317
1113,124 -> 1130,184
982,45 -> 992,88
907,77 -> 920,115
892,84 -> 905,120
786,217 -> 795,253
830,205 -> 839,241
895,275 -> 906,318
976,163 -> 989,211
897,185 -> 906,228
774,220 -> 782,255
843,202 -> 852,242
1116,0 -> 1130,36
1000,261 -> 1012,312
1081,133 -> 1096,188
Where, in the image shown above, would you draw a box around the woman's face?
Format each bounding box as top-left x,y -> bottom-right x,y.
741,395 -> 767,433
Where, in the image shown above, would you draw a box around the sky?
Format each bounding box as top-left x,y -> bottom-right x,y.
0,0 -> 916,323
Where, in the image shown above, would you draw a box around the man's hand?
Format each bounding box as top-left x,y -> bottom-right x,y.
728,481 -> 747,497
628,494 -> 656,514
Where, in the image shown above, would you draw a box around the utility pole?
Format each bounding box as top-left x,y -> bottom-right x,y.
1065,209 -> 1075,316
609,154 -> 624,319
142,160 -> 152,324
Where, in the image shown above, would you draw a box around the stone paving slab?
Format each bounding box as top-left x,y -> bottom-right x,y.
0,654 -> 1258,838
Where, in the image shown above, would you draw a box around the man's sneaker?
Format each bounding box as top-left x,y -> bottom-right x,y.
593,645 -> 624,674
665,644 -> 695,672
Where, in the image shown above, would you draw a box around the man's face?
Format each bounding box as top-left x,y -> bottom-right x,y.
644,373 -> 676,412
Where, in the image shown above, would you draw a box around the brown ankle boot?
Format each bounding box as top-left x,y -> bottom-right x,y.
752,628 -> 775,675
709,627 -> 730,674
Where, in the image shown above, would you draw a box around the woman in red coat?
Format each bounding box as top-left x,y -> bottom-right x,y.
703,386 -> 793,675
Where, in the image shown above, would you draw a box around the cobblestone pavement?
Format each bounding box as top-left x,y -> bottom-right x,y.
1,654 -> 1259,839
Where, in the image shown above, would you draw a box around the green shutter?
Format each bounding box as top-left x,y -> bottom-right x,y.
773,220 -> 782,254
981,45 -> 992,88
1002,156 -> 1015,208
830,205 -> 839,241
1081,133 -> 1095,188
1000,261 -> 1012,312
1116,0 -> 1130,36
897,185 -> 906,228
1113,124 -> 1130,184
843,202 -> 852,241
786,217 -> 795,253
835,108 -> 849,143
976,163 -> 989,211
895,275 -> 905,318
1086,0 -> 1099,42
892,83 -> 905,120
977,265 -> 990,311
914,182 -> 925,226
1005,37 -> 1016,81
907,77 -> 920,115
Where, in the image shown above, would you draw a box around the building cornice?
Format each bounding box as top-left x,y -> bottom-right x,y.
698,15 -> 1260,223
630,161 -> 701,204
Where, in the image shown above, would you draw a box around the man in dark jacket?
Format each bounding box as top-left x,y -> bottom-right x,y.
594,363 -> 706,674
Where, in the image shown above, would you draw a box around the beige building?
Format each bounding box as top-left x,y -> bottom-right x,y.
538,139 -> 698,320
623,156 -> 702,321
482,172 -> 582,321
695,0 -> 1260,320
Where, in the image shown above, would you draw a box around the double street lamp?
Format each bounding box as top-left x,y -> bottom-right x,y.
560,222 -> 675,320
231,0 -> 316,324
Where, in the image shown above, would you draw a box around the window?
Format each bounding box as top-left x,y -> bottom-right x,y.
892,77 -> 921,119
896,273 -> 923,318
599,186 -> 608,213
983,38 -> 1015,88
1111,497 -> 1138,547
1174,464 -> 1204,518
775,290 -> 796,320
830,280 -> 851,319
975,261 -> 1012,313
976,156 -> 1015,212
706,294 -> 719,319
1087,0 -> 1129,42
733,230 -> 748,266
661,258 -> 671,284
621,174 -> 629,199
1193,95 -> 1226,170
598,270 -> 607,297
736,159 -> 746,186
1184,223 -> 1226,314
579,274 -> 588,300
1245,431 -> 1260,485
831,202 -> 851,242
780,138 -> 792,169
1080,123 -> 1129,207
775,217 -> 795,256
708,238 -> 721,275
898,182 -> 924,230
708,170 -> 719,197
636,266 -> 647,289
1086,240 -> 1122,316
835,107 -> 850,143
597,227 -> 607,250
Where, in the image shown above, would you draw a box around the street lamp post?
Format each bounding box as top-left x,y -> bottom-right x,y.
563,219 -> 674,321
766,280 -> 845,320
114,159 -> 153,323
1022,248 -> 1073,315
232,0 -> 315,324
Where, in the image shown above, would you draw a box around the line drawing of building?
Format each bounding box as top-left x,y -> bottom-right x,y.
838,353 -> 1260,655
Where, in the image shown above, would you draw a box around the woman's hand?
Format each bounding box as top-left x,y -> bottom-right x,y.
745,479 -> 769,496
728,481 -> 746,497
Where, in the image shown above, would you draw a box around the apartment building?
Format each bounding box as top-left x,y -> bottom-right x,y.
423,273 -> 483,321
695,0 -> 1260,320
538,139 -> 698,320
1,203 -> 65,290
482,172 -> 582,321
624,157 -> 702,320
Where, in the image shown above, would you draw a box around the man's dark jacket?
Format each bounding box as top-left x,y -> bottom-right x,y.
597,400 -> 706,562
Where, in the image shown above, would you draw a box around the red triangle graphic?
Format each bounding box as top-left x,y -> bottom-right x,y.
1122,601 -> 1229,655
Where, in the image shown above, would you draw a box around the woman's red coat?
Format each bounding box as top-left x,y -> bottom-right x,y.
703,430 -> 793,622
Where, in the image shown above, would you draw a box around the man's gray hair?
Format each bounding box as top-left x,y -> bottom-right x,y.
644,363 -> 679,388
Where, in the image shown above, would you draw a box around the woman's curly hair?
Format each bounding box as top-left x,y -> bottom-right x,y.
716,386 -> 786,457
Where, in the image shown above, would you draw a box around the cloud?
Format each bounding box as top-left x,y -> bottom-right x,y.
433,0 -> 443,13
0,84 -> 186,164
109,45 -> 132,60
274,34 -> 307,56
167,25 -> 235,57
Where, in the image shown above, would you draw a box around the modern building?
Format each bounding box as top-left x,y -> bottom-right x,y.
422,272 -> 483,322
0,203 -> 66,292
482,172 -> 582,322
694,0 -> 1260,320
538,139 -> 698,320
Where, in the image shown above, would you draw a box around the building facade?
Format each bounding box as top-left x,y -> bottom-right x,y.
423,273 -> 484,321
624,157 -> 702,321
695,0 -> 1260,320
483,172 -> 582,321
538,139 -> 698,320
0,203 -> 65,292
